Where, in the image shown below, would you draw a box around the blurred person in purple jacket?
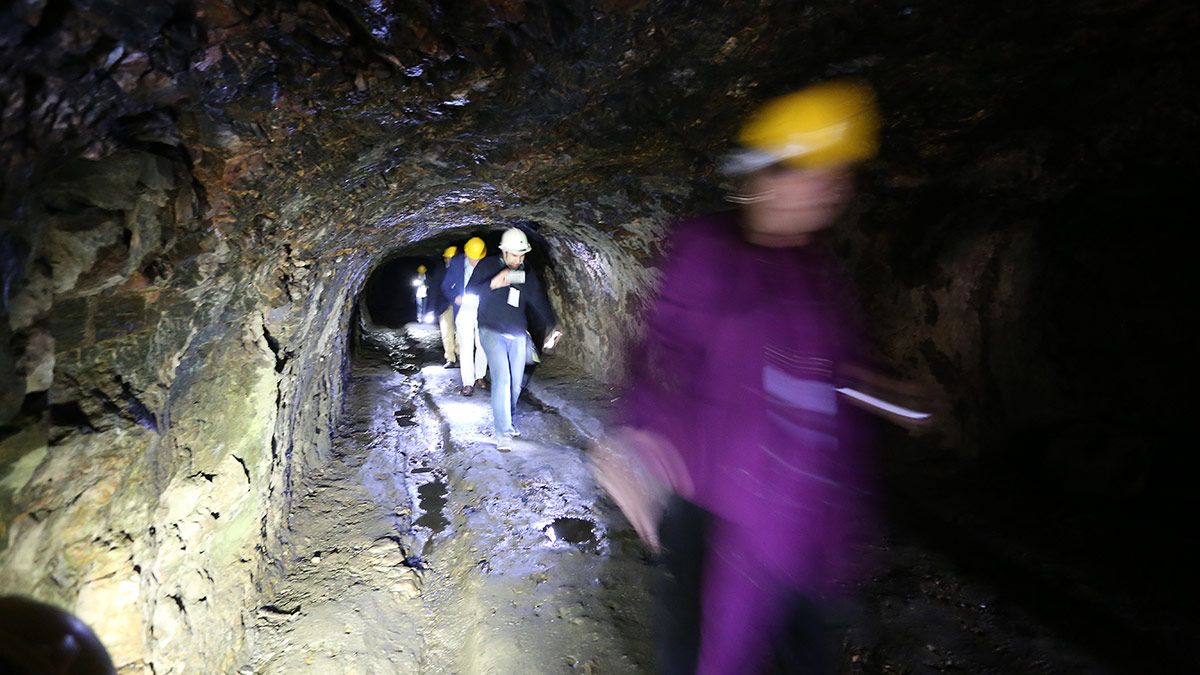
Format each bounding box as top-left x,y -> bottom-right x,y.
593,81 -> 930,674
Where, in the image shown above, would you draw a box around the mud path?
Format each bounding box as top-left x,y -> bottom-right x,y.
241,324 -> 654,673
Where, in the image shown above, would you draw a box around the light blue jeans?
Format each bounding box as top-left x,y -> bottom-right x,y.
478,328 -> 527,436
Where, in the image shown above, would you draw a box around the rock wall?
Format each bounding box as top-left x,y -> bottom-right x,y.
0,144 -> 368,670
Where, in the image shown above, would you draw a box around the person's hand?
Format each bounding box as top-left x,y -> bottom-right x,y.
621,427 -> 693,498
588,427 -> 693,553
589,436 -> 667,553
489,269 -> 510,289
543,327 -> 563,350
454,295 -> 463,306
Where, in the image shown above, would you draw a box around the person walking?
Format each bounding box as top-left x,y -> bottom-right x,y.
432,245 -> 458,368
441,237 -> 489,396
471,227 -> 561,450
412,264 -> 428,322
592,81 -> 931,674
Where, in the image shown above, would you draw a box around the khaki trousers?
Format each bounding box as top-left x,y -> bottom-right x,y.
439,307 -> 457,362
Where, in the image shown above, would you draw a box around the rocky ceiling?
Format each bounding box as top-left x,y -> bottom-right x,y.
1,0 -> 1197,670
3,0 -> 1193,437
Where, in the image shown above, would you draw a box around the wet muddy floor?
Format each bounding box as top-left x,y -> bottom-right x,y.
240,323 -> 1188,674
240,324 -> 654,673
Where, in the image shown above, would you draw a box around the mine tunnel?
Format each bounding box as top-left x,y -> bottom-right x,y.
362,255 -> 433,327
1,0 -> 1197,673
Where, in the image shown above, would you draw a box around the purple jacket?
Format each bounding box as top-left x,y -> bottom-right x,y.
620,212 -> 873,594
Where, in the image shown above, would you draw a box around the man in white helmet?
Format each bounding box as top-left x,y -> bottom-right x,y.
470,227 -> 562,450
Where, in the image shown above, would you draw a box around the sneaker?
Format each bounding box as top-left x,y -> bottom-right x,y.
509,428 -> 521,438
475,378 -> 489,391
496,436 -> 512,451
460,385 -> 474,396
444,360 -> 458,368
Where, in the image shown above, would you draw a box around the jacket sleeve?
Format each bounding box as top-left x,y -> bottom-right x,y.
429,266 -> 448,314
440,257 -> 459,300
525,272 -> 558,332
619,220 -> 722,437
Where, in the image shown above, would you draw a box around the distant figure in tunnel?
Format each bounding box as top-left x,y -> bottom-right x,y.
413,264 -> 429,322
442,237 -> 490,396
592,81 -> 930,674
433,245 -> 458,368
472,227 -> 562,450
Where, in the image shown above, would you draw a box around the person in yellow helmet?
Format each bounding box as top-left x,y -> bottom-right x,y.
413,264 -> 429,321
593,81 -> 930,674
441,237 -> 489,395
432,245 -> 459,367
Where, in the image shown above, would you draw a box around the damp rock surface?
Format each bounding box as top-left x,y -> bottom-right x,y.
242,324 -> 654,673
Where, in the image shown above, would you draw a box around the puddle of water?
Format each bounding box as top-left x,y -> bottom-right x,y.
411,466 -> 433,474
544,517 -> 599,553
414,480 -> 448,534
394,409 -> 417,426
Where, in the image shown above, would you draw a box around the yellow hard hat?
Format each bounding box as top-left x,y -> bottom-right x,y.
417,265 -> 426,274
725,81 -> 880,174
443,246 -> 457,258
464,237 -> 487,260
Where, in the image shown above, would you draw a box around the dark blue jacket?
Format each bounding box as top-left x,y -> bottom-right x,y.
440,254 -> 483,318
429,262 -> 452,316
468,256 -> 557,336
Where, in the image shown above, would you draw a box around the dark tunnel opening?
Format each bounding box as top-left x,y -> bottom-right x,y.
361,255 -> 432,327
359,223 -> 560,340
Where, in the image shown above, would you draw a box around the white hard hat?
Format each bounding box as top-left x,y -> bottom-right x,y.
498,228 -> 532,254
